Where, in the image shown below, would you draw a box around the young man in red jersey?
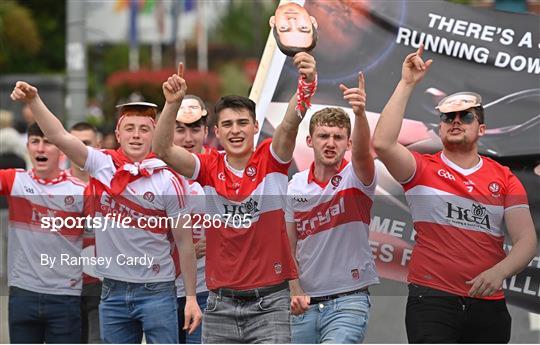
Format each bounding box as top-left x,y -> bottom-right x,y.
372,45 -> 537,343
153,54 -> 317,343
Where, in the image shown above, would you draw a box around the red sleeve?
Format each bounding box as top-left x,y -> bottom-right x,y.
194,150 -> 220,187
401,151 -> 427,190
504,168 -> 529,209
0,169 -> 17,196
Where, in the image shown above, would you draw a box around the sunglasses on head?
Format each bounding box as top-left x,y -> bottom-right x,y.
439,111 -> 478,124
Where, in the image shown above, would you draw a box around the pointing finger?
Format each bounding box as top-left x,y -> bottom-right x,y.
178,62 -> 184,78
358,71 -> 365,91
417,44 -> 424,58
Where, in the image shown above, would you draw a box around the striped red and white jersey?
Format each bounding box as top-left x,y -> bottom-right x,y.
285,160 -> 379,297
0,169 -> 85,295
191,139 -> 298,290
403,151 -> 529,299
176,180 -> 208,296
84,147 -> 189,283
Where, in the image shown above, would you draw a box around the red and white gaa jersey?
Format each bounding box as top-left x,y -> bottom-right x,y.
192,139 -> 298,290
285,160 -> 379,297
84,147 -> 189,283
403,151 -> 529,299
0,169 -> 85,296
176,180 -> 208,296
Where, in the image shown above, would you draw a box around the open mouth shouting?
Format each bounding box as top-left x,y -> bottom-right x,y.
35,155 -> 49,163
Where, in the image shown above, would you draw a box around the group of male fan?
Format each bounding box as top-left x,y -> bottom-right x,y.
5,44 -> 536,344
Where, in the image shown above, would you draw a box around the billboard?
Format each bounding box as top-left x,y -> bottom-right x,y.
250,0 -> 540,319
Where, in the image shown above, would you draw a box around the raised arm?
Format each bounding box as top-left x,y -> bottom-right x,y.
466,207 -> 537,297
340,72 -> 374,186
10,82 -> 88,167
372,45 -> 432,183
153,63 -> 197,178
272,52 -> 317,162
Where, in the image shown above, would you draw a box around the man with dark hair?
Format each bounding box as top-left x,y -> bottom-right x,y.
372,46 -> 537,343
0,122 -> 86,343
154,55 -> 317,343
68,121 -> 102,344
11,82 -> 202,343
269,2 -> 318,57
173,95 -> 213,344
286,73 -> 378,343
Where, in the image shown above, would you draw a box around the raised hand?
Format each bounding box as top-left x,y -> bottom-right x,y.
162,62 -> 187,103
339,72 -> 366,116
401,44 -> 433,85
293,52 -> 316,82
10,81 -> 38,103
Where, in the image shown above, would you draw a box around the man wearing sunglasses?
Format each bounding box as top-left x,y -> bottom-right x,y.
372,45 -> 537,343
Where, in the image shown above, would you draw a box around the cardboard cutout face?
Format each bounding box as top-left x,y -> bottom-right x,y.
269,2 -> 318,56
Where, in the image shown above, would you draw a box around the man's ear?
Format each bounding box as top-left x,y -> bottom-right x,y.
478,124 -> 486,137
306,135 -> 313,148
310,16 -> 318,29
269,16 -> 276,28
202,109 -> 208,116
254,121 -> 259,135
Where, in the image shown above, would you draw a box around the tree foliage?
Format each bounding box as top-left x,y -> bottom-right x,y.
1,0 -> 65,73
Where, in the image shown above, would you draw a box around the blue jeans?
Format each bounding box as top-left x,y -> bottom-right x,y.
99,278 -> 178,344
292,294 -> 371,344
177,291 -> 209,344
202,288 -> 291,343
8,286 -> 81,343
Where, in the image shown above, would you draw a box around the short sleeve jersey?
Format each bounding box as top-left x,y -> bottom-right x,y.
191,139 -> 298,290
402,151 -> 529,299
286,160 -> 379,297
0,169 -> 85,295
84,147 -> 190,283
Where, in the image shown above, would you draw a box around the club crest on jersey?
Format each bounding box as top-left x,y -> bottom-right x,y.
152,264 -> 160,274
64,195 -> 75,206
489,182 -> 501,193
273,262 -> 282,274
143,191 -> 155,202
351,269 -> 360,280
245,165 -> 257,177
330,175 -> 342,188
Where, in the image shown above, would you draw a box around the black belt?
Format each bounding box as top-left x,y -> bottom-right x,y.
310,287 -> 370,305
211,281 -> 288,301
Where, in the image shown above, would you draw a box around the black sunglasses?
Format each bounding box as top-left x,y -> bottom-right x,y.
439,111 -> 478,124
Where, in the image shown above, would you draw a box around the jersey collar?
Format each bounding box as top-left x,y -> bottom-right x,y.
29,169 -> 68,185
308,159 -> 348,187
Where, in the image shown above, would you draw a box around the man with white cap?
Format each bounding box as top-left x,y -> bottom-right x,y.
10,81 -> 202,343
372,45 -> 537,343
173,94 -> 213,344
